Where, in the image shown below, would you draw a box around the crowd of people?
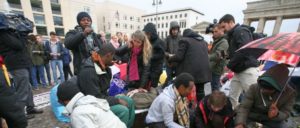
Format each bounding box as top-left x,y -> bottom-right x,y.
0,10 -> 299,128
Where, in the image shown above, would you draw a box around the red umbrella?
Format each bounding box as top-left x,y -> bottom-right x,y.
238,32 -> 300,105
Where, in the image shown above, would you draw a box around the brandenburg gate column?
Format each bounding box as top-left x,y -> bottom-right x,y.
273,16 -> 283,35
257,17 -> 266,33
243,18 -> 251,26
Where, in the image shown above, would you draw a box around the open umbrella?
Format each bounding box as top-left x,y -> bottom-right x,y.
238,32 -> 300,104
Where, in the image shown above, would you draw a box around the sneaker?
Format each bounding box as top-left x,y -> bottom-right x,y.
26,114 -> 35,119
27,108 -> 43,114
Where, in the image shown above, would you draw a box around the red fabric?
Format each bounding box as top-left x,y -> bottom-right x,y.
129,47 -> 142,81
116,63 -> 127,80
199,101 -> 208,125
187,85 -> 197,108
0,56 -> 3,65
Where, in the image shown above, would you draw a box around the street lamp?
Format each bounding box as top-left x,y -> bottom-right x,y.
152,0 -> 162,27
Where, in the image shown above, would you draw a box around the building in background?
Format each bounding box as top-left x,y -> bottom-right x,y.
142,8 -> 205,39
5,0 -> 98,38
96,0 -> 145,36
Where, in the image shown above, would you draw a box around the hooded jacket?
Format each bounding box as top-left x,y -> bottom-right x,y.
209,36 -> 229,75
65,92 -> 126,128
143,23 -> 165,87
78,58 -> 119,106
235,64 -> 296,125
146,85 -> 184,128
0,31 -> 32,70
168,29 -> 211,84
65,26 -> 103,74
165,21 -> 181,54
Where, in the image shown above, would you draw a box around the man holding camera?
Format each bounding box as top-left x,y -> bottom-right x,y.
65,12 -> 103,75
209,24 -> 229,91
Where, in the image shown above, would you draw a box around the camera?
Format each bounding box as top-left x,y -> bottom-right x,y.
205,19 -> 218,34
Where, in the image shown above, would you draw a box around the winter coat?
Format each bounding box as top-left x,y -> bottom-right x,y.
65,26 -> 103,74
78,58 -> 119,106
28,41 -> 45,66
44,40 -> 64,60
143,23 -> 165,87
195,95 -> 234,128
0,31 -> 32,70
226,24 -> 259,73
168,29 -> 211,84
235,64 -> 296,125
146,85 -> 184,128
65,92 -> 126,128
115,45 -> 150,89
62,48 -> 72,66
209,36 -> 229,75
165,21 -> 182,68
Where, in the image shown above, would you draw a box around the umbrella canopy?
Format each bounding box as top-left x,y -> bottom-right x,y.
239,32 -> 300,56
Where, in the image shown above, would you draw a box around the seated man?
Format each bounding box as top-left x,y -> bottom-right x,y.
235,64 -> 296,128
57,78 -> 126,128
195,91 -> 234,128
146,73 -> 194,128
78,43 -> 135,127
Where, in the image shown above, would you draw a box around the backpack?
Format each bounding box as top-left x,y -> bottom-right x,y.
240,25 -> 267,41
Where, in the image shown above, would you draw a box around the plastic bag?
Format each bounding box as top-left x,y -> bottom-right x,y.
109,73 -> 126,96
50,84 -> 70,123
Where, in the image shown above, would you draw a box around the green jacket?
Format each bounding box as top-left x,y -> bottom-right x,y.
28,41 -> 45,66
208,37 -> 228,75
235,84 -> 296,125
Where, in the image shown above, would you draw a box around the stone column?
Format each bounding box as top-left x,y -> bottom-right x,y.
243,18 -> 251,26
273,16 -> 283,35
257,17 -> 266,33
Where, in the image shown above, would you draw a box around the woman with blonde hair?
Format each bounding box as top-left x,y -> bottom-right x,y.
115,30 -> 152,89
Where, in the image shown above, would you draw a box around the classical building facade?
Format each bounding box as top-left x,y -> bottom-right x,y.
96,0 -> 145,36
142,8 -> 205,39
4,0 -> 98,37
243,0 -> 300,35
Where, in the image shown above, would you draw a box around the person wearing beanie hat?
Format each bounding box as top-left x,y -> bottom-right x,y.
235,64 -> 296,128
142,23 -> 165,88
57,77 -> 126,128
65,11 -> 103,75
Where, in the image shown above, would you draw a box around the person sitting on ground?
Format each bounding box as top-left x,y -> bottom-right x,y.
235,64 -> 296,128
146,73 -> 194,128
195,91 -> 234,128
78,43 -> 135,127
57,78 -> 126,128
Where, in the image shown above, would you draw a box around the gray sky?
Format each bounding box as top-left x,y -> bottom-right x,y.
96,0 -> 299,35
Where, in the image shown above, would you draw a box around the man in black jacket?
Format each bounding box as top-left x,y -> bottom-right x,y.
164,21 -> 181,87
65,12 -> 103,75
219,14 -> 259,108
78,43 -> 135,127
166,29 -> 211,102
0,30 -> 43,119
143,23 -> 165,88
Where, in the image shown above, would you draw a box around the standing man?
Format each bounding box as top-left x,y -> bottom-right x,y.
219,14 -> 259,108
45,32 -> 65,84
65,12 -> 102,75
166,29 -> 211,102
143,23 -> 165,88
164,21 -> 181,87
0,29 -> 43,119
209,24 -> 229,91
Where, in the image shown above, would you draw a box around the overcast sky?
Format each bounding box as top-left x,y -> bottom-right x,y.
96,0 -> 299,35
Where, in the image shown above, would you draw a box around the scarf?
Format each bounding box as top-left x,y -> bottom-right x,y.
173,86 -> 190,128
110,40 -> 120,49
129,47 -> 142,81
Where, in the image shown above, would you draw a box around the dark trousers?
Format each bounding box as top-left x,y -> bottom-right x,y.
211,72 -> 221,91
44,63 -> 52,84
63,65 -> 73,80
9,69 -> 35,111
196,83 -> 205,102
147,122 -> 167,128
0,94 -> 27,128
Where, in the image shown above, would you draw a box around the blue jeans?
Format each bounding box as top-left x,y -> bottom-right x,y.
50,60 -> 64,84
30,65 -> 47,87
211,72 -> 221,91
44,62 -> 52,84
